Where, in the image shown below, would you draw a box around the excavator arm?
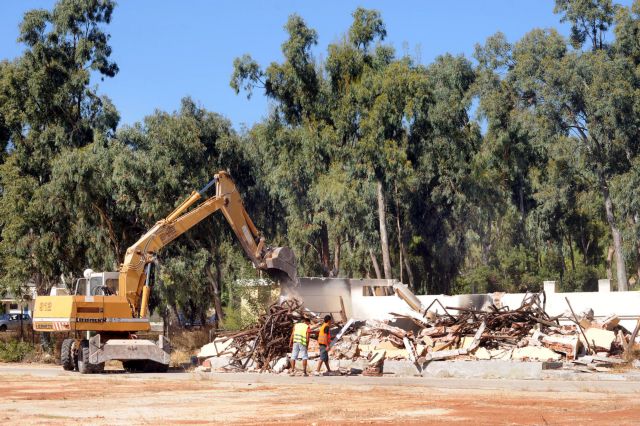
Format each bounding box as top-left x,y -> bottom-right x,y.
119,171 -> 297,317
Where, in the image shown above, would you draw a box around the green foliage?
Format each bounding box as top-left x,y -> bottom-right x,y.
554,0 -> 616,49
0,340 -> 34,362
349,7 -> 386,50
0,0 -> 119,296
221,305 -> 256,331
2,0 -> 640,334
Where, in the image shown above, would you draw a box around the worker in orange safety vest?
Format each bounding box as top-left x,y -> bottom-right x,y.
314,315 -> 332,375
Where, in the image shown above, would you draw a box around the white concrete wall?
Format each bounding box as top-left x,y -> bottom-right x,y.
283,278 -> 640,330
361,284 -> 640,330
349,279 -> 404,320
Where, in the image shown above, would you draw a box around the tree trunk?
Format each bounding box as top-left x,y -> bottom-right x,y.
634,214 -> 640,285
332,236 -> 341,277
161,306 -> 169,336
636,242 -> 640,285
606,245 -> 614,281
394,185 -> 403,283
518,181 -> 525,222
401,244 -> 415,290
204,261 -> 224,326
579,222 -> 588,265
169,304 -> 180,329
599,173 -> 628,291
567,234 -> 576,272
319,223 -> 331,276
481,215 -> 492,266
559,240 -> 565,287
369,249 -> 382,279
376,179 -> 392,279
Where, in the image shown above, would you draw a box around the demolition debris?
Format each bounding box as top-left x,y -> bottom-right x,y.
197,291 -> 639,374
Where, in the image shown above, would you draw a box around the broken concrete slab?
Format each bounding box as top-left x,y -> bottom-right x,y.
581,328 -> 615,351
374,340 -> 401,350
601,315 -> 620,330
198,338 -> 234,358
363,349 -> 386,376
458,336 -> 475,349
403,336 -> 417,363
468,321 -> 486,352
591,355 -> 625,364
540,334 -> 580,360
473,347 -> 491,360
271,357 -> 289,373
369,349 -> 386,365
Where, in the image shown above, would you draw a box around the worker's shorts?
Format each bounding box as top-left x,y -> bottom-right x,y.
319,344 -> 329,362
291,342 -> 308,360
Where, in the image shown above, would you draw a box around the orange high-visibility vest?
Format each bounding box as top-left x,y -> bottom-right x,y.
318,323 -> 331,345
293,322 -> 309,346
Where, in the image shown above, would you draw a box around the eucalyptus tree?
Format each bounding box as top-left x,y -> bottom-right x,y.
613,0 -> 640,283
232,10 -> 390,278
0,0 -> 118,294
473,0 -> 640,290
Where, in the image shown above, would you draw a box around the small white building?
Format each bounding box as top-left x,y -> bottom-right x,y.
1,282 -> 37,315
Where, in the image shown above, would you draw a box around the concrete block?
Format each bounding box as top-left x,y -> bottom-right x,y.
421,360 -> 542,379
380,360 -> 420,375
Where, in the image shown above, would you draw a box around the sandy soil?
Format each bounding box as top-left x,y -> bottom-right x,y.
0,365 -> 639,425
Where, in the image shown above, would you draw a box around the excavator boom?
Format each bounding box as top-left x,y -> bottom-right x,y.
120,171 -> 297,316
33,169 -> 295,374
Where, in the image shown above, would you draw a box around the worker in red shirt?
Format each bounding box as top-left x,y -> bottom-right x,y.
314,315 -> 332,375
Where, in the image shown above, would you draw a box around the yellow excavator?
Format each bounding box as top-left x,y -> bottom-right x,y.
33,171 -> 297,373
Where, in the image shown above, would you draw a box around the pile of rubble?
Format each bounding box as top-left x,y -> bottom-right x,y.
197,299 -> 336,372
332,293 -> 633,367
196,292 -> 639,374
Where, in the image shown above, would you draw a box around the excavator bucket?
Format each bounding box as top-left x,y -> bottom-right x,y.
264,246 -> 298,287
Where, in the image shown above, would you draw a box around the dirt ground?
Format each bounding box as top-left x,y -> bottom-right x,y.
1,364 -> 639,425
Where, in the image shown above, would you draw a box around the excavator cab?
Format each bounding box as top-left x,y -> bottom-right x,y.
73,270 -> 119,296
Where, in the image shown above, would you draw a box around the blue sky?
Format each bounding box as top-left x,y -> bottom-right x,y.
0,1 -> 633,130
